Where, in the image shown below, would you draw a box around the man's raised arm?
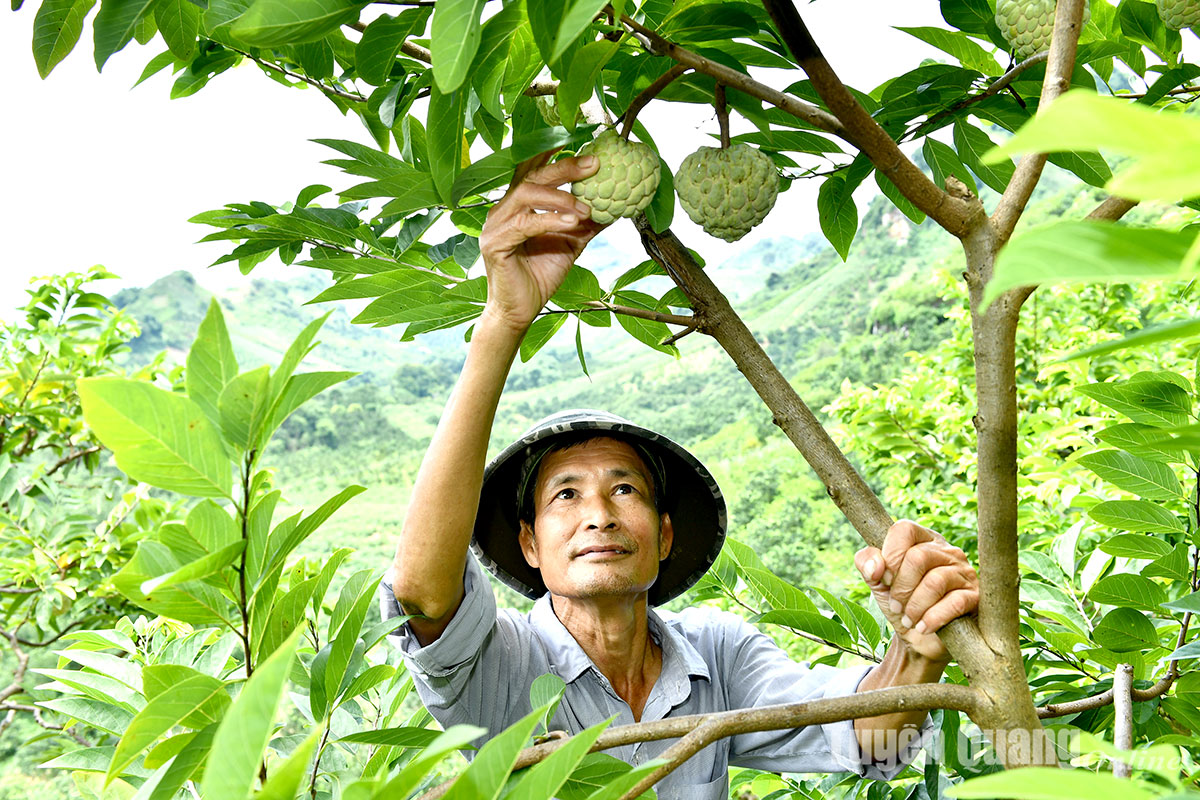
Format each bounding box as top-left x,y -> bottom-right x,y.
390,153 -> 602,646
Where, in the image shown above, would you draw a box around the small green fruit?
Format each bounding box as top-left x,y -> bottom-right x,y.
674,144 -> 779,242
1156,0 -> 1200,31
995,0 -> 1090,61
570,130 -> 662,225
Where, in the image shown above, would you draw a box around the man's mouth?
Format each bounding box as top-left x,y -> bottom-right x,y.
575,544 -> 631,558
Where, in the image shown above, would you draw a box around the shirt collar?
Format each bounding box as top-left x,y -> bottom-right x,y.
528,595 -> 711,686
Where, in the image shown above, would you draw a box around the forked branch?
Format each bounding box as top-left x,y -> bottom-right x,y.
759,0 -> 984,239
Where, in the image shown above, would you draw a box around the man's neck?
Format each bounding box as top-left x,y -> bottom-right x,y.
550,593 -> 662,721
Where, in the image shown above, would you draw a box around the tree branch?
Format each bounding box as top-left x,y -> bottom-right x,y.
619,64 -> 690,140
990,0 -> 1087,246
38,445 -> 102,483
234,49 -> 367,104
586,301 -> 695,328
1086,196 -> 1138,222
759,0 -> 984,240
616,13 -> 845,138
910,53 -> 1049,141
418,684 -> 981,800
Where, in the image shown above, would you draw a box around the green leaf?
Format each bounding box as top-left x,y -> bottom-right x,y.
505,718 -> 613,800
615,312 -> 677,357
1076,450 -> 1183,500
356,9 -> 429,85
1097,533 -> 1174,559
430,0 -> 487,92
1077,379 -> 1192,428
141,725 -> 216,799
139,539 -> 246,595
1087,573 -> 1168,610
945,767 -> 1155,800
230,0 -> 363,46
527,0 -> 607,65
112,542 -> 238,627
258,485 -> 365,585
521,314 -> 568,363
200,628 -> 302,799
1094,422 -> 1191,463
643,155 -> 674,234
1087,501 -> 1183,534
427,85 -> 466,204
1163,591 -> 1200,614
33,0 -> 96,78
154,0 -> 202,59
78,377 -> 232,498
375,725 -> 487,798
556,38 -> 620,131
442,701 -> 554,800
337,726 -> 444,747
256,723 -> 323,800
896,26 -> 1002,75
1092,607 -> 1159,653
922,137 -> 978,197
986,222 -> 1197,308
1066,317 -> 1200,362
754,609 -> 852,648
324,571 -> 381,708
260,370 -> 355,449
983,90 -> 1200,201
739,566 -> 816,613
875,170 -> 925,224
953,122 -> 1014,194
817,173 -> 857,261
1142,543 -> 1189,581
38,698 -> 134,737
94,0 -> 156,71
107,675 -> 230,782
529,673 -> 566,733
186,299 -> 239,430
217,365 -> 272,450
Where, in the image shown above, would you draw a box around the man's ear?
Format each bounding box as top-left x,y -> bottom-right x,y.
518,520 -> 540,569
658,512 -> 674,561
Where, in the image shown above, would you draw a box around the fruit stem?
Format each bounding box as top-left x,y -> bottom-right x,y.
715,84 -> 730,149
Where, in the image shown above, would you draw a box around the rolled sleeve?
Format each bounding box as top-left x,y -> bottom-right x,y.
389,555 -> 497,677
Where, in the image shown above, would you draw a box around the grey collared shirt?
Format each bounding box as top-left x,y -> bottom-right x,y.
381,556 -> 927,800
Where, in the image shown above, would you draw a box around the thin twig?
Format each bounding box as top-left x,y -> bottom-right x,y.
909,53 -> 1049,141
619,64 -> 690,140
616,13 -> 845,137
38,446 -> 102,483
715,84 -> 730,149
234,49 -> 367,104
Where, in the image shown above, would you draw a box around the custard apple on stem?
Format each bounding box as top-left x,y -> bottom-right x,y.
995,0 -> 1091,61
569,130 -> 662,225
675,144 -> 780,242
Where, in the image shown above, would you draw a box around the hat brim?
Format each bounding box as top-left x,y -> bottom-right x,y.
472,412 -> 727,606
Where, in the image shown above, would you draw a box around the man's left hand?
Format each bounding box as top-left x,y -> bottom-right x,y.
855,520 -> 979,664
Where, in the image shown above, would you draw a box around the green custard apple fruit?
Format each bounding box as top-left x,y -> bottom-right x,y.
674,144 -> 779,242
995,0 -> 1090,61
570,130 -> 661,225
535,95 -> 582,127
1156,0 -> 1200,30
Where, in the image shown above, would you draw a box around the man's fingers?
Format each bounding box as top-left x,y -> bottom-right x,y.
510,150 -> 559,188
504,183 -> 592,217
855,546 -> 886,588
523,154 -> 599,188
888,542 -> 967,606
880,519 -> 938,586
899,566 -> 975,630
909,588 -> 978,635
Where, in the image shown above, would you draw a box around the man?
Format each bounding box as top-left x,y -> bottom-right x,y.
382,152 -> 980,799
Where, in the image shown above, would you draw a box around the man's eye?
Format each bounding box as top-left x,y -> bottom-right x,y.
554,488 -> 576,500
614,484 -> 635,495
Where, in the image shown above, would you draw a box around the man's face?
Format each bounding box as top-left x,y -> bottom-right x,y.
518,437 -> 673,601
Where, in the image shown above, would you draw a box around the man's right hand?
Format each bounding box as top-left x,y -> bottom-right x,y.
478,153 -> 604,332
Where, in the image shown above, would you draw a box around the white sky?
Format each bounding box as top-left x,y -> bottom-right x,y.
2,2 -> 948,313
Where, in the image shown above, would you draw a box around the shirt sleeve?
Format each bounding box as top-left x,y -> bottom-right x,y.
723,615 -> 933,780
377,554 -> 535,737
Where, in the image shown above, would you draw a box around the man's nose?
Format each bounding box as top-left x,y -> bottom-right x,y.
582,494 -> 618,529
